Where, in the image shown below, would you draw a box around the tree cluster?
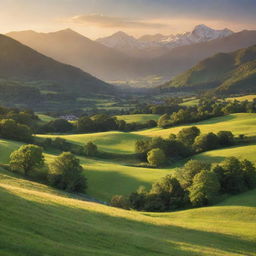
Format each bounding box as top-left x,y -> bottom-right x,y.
9,145 -> 87,193
158,98 -> 256,128
135,126 -> 235,166
112,157 -> 256,212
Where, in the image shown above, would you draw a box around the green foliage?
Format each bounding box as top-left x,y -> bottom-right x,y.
177,160 -> 211,189
147,148 -> 166,167
189,170 -> 220,207
193,132 -> 219,152
157,113 -> 170,128
110,195 -> 130,209
48,152 -> 86,193
41,119 -> 73,133
213,157 -> 256,194
0,119 -> 32,142
84,141 -> 98,156
177,126 -> 200,146
217,131 -> 234,146
10,144 -> 44,176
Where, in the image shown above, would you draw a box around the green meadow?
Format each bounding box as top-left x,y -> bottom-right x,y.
1,111 -> 256,255
38,113 -> 256,154
0,167 -> 255,256
115,114 -> 160,123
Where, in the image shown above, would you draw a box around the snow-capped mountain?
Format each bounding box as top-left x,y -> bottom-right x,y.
96,31 -> 146,51
96,24 -> 233,54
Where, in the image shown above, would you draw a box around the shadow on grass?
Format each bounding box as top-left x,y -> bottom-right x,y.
0,186 -> 255,256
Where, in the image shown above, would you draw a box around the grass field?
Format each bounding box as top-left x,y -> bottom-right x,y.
136,113 -> 256,139
38,113 -> 256,155
116,114 -> 160,123
180,98 -> 200,106
1,113 -> 255,202
36,113 -> 55,123
0,167 -> 255,256
226,94 -> 256,102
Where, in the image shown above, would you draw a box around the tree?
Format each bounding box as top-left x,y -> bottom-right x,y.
76,116 -> 94,132
218,157 -> 246,194
177,160 -> 211,189
150,175 -> 186,210
217,131 -> 234,146
241,159 -> 256,189
0,119 -> 32,142
193,132 -> 219,152
147,148 -> 166,167
84,141 -> 98,156
157,114 -> 170,128
10,144 -> 44,176
189,170 -> 220,207
177,126 -> 200,146
42,119 -> 73,133
48,152 -> 86,192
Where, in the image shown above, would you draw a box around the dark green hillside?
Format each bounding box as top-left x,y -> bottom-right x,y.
0,34 -> 113,95
163,44 -> 256,94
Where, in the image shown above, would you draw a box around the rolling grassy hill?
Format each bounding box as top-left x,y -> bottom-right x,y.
115,114 -> 160,123
0,166 -> 255,256
162,44 -> 256,94
38,113 -> 256,154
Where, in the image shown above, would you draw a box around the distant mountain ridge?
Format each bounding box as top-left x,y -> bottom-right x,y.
97,25 -> 233,54
0,34 -> 113,95
162,44 -> 256,94
7,28 -> 256,83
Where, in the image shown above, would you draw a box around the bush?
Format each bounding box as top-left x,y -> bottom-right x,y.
84,142 -> 98,156
147,148 -> 166,167
48,152 -> 86,192
111,195 -> 130,209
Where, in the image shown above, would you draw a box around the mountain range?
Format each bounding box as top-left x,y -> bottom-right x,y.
7,25 -> 256,84
0,34 -> 112,95
97,24 -> 233,55
162,44 -> 256,94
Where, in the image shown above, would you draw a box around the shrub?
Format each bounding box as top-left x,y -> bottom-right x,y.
147,148 -> 166,167
84,142 -> 98,156
111,195 -> 130,209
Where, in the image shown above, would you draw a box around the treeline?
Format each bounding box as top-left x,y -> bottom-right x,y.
111,157 -> 256,211
158,98 -> 256,128
0,106 -> 39,142
8,144 -> 87,193
39,114 -> 157,134
135,126 -> 235,167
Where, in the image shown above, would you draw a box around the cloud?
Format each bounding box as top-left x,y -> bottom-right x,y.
69,14 -> 167,29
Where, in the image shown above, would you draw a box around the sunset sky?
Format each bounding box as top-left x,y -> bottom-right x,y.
1,0 -> 255,39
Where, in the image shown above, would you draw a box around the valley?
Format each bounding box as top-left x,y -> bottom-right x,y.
1,2 -> 256,255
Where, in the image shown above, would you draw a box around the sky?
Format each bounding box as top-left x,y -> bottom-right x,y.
0,0 -> 255,39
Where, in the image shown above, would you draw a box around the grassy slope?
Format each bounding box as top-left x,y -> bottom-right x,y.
136,113 -> 256,139
226,94 -> 256,102
38,113 -> 256,154
0,168 -> 255,256
115,114 -> 160,123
